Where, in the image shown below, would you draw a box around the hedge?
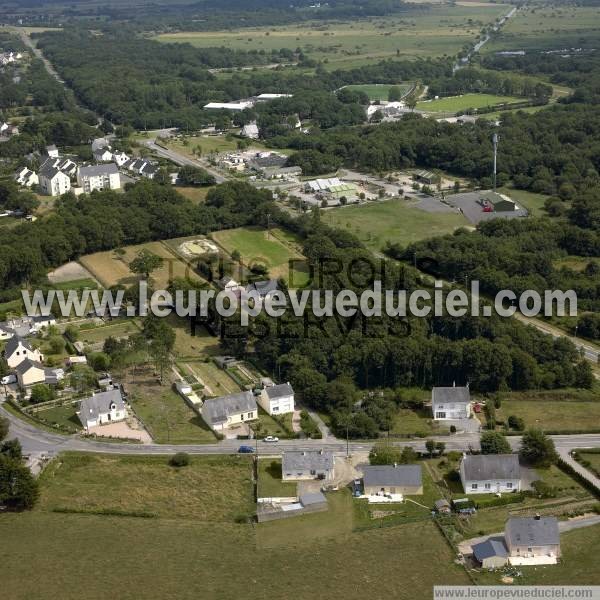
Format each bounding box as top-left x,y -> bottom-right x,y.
474,493 -> 525,509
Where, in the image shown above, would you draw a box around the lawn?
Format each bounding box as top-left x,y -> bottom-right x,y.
78,320 -> 141,345
498,397 -> 600,432
127,366 -> 217,444
211,226 -> 309,286
417,93 -> 523,114
390,408 -> 436,436
167,314 -> 221,358
325,198 -> 469,251
176,185 -> 214,204
574,450 -> 600,478
154,4 -> 511,68
166,134 -> 239,157
38,453 -> 255,522
80,241 -> 203,289
342,83 -> 413,101
28,403 -> 81,433
181,360 -> 241,397
257,458 -> 297,498
252,407 -> 295,439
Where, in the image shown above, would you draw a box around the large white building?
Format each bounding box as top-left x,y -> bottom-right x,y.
39,163 -> 71,196
77,164 -> 121,193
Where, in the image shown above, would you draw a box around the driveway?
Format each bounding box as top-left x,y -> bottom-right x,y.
87,419 -> 152,443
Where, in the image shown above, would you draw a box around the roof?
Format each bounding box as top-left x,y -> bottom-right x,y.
461,454 -> 521,481
432,386 -> 471,405
505,516 -> 559,548
299,491 -> 327,507
202,391 -> 257,425
435,499 -> 451,509
204,102 -> 253,110
282,450 -> 334,473
265,382 -> 294,400
39,163 -> 64,180
473,538 -> 508,561
362,465 -> 422,488
79,164 -> 119,177
91,137 -> 111,151
14,358 -> 45,375
46,144 -> 57,152
5,335 -> 32,357
251,154 -> 287,169
79,389 -> 125,424
246,279 -> 278,297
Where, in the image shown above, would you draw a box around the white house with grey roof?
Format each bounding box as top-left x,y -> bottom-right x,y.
258,382 -> 294,416
4,336 -> 44,369
362,464 -> 423,496
282,450 -> 334,481
39,162 -> 71,196
460,453 -> 522,494
505,516 -> 560,565
201,390 -> 258,433
78,389 -> 127,431
77,163 -> 121,193
432,386 -> 471,420
14,166 -> 39,188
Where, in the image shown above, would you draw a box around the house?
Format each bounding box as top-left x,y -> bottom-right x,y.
78,389 -> 127,431
40,157 -> 78,178
14,167 -> 38,188
123,158 -> 157,179
459,453 -> 522,494
282,450 -> 334,481
505,516 -> 560,565
93,147 -> 113,162
31,314 -> 57,332
46,145 -> 59,158
4,336 -> 44,369
258,382 -> 294,416
77,164 -> 121,193
39,163 -> 71,196
472,537 -> 509,568
432,386 -> 471,420
14,359 -> 47,388
241,122 -> 259,139
201,391 -> 258,432
112,151 -> 130,167
0,122 -> 19,138
245,279 -> 279,298
362,464 -> 423,496
217,276 -> 241,291
0,324 -> 15,341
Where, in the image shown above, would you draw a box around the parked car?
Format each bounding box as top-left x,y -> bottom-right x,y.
263,436 -> 279,443
238,445 -> 255,453
0,374 -> 16,385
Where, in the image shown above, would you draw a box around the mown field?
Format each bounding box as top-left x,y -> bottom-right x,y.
325,198 -> 469,251
484,5 -> 600,53
211,226 -> 309,286
417,92 -> 523,113
342,82 -> 413,101
154,5 -> 511,68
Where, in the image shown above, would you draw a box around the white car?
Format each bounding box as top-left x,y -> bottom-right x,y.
263,436 -> 279,443
1,374 -> 16,385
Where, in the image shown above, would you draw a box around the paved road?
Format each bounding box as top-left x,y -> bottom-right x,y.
557,447 -> 600,491
145,140 -> 228,183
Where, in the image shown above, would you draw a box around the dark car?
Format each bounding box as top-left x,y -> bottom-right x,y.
238,445 -> 255,454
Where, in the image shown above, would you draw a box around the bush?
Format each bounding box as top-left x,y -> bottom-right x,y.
508,415 -> 525,431
530,480 -> 557,499
475,493 -> 524,509
450,425 -> 457,434
169,452 -> 190,467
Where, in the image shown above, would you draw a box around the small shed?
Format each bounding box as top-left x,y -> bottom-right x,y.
434,499 -> 451,514
472,537 -> 509,569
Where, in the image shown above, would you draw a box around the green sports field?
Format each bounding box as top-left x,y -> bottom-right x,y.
342,83 -> 413,101
417,93 -> 523,113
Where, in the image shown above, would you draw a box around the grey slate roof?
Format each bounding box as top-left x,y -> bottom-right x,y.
473,537 -> 508,561
461,454 -> 521,481
505,516 -> 559,548
432,386 -> 471,405
202,391 -> 257,425
39,163 -> 61,179
79,389 -> 125,424
299,491 -> 327,507
265,382 -> 293,400
362,465 -> 422,488
79,163 -> 119,177
246,279 -> 279,297
282,450 -> 334,473
4,335 -> 32,358
14,358 -> 47,376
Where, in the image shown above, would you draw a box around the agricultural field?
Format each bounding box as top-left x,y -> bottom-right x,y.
325,198 -> 469,251
154,4 -> 512,68
211,226 -> 309,286
484,5 -> 600,53
417,93 -> 523,114
342,82 -> 413,101
79,241 -> 203,289
38,453 -> 254,521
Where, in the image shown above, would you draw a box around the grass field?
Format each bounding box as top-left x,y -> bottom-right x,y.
417,93 -> 523,114
78,320 -> 141,345
28,403 -> 81,433
80,241 -> 202,289
154,5 -> 511,68
390,408 -> 436,436
176,185 -> 214,204
212,226 -> 309,286
484,5 -> 600,53
325,198 -> 468,251
166,134 -> 239,157
257,458 -> 297,498
342,82 -> 413,101
38,453 -> 255,521
180,360 -> 241,396
167,314 -> 221,358
496,186 -> 549,216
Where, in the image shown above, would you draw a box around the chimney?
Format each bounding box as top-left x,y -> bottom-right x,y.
453,381 -> 456,387
534,513 -> 541,520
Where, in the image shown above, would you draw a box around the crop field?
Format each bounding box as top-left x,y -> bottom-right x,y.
417,93 -> 523,113
79,241 -> 203,288
342,82 -> 413,101
154,5 -> 511,68
211,226 -> 309,286
325,198 -> 469,251
484,5 -> 600,53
